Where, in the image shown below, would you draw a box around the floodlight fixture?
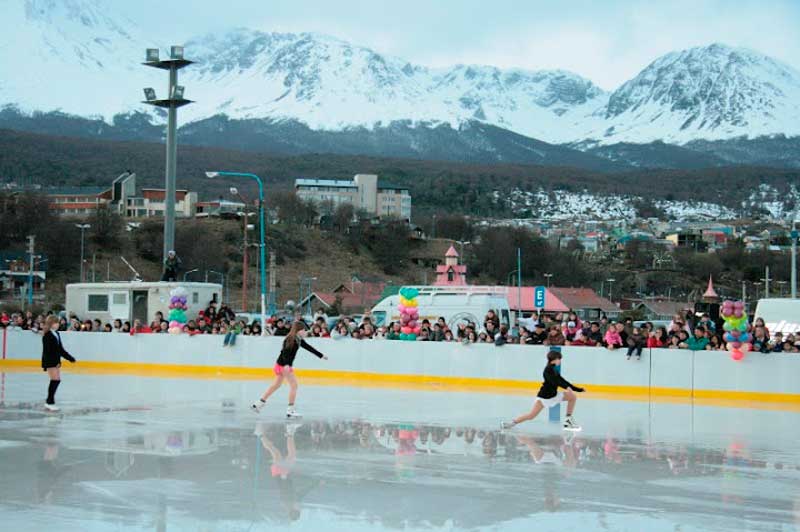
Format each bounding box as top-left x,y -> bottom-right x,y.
171,85 -> 184,99
143,88 -> 156,101
170,46 -> 184,60
146,48 -> 160,62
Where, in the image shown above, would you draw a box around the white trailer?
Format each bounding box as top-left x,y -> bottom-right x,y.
370,286 -> 511,330
65,281 -> 223,325
754,298 -> 800,339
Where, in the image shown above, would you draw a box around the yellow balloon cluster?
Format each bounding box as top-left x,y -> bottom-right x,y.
399,296 -> 417,308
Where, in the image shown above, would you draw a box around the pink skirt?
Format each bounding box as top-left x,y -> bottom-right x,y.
273,363 -> 294,376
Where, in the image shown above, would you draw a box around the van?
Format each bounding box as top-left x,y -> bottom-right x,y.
370,286 -> 511,331
754,298 -> 800,339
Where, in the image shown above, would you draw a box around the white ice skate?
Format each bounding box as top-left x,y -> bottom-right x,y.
286,406 -> 302,419
500,420 -> 516,430
563,416 -> 582,432
44,403 -> 60,412
250,399 -> 266,414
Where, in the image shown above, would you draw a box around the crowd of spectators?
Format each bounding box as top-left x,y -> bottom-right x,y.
2,305 -> 797,354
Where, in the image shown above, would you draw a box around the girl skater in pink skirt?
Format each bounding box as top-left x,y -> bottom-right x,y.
501,350 -> 584,431
251,321 -> 328,418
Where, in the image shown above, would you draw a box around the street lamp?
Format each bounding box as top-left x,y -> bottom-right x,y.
75,224 -> 91,282
543,273 -> 553,287
183,268 -> 199,282
606,278 -> 616,301
207,171 -> 268,334
142,46 -> 194,266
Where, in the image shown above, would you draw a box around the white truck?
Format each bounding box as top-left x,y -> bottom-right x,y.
754,298 -> 800,339
370,286 -> 511,331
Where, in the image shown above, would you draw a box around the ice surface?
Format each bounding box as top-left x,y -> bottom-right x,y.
0,372 -> 799,531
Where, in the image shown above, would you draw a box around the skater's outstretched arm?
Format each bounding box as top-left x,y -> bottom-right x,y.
299,339 -> 328,360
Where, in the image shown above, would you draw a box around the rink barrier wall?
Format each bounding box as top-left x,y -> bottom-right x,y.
1,330 -> 799,402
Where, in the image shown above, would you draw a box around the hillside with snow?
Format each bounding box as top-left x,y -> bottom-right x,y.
495,184 -> 798,222
1,0 -> 800,168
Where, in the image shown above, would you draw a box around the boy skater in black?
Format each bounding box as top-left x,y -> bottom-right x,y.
501,350 -> 584,431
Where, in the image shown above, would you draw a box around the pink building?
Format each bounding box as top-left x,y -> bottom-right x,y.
434,246 -> 467,286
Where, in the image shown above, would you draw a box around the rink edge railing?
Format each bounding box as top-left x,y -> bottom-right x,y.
1,330 -> 799,403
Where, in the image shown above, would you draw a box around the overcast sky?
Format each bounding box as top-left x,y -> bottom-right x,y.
119,0 -> 800,90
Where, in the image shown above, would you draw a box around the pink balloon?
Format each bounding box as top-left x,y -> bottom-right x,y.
730,349 -> 744,361
413,326 -> 421,334
730,341 -> 741,348
733,301 -> 744,310
408,320 -> 418,329
733,309 -> 743,318
169,320 -> 180,328
401,326 -> 413,334
398,304 -> 407,313
410,310 -> 419,319
401,315 -> 411,325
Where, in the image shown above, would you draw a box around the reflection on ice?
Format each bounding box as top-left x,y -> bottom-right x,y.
0,373 -> 799,531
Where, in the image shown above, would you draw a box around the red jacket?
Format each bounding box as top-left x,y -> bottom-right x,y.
647,336 -> 666,348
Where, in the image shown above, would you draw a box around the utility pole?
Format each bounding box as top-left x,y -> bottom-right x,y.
762,266 -> 772,299
516,247 -> 522,324
791,210 -> 798,299
26,235 -> 35,307
242,212 -> 249,312
268,253 -> 277,314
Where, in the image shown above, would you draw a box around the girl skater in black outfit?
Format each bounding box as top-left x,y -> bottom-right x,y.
251,322 -> 328,418
42,315 -> 76,412
501,350 -> 584,431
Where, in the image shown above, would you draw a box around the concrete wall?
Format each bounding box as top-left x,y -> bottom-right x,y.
3,330 -> 799,400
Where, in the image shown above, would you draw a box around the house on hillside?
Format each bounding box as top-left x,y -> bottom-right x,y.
298,276 -> 388,315
434,246 -> 467,286
634,300 -> 692,321
0,251 -> 47,302
42,171 -> 198,218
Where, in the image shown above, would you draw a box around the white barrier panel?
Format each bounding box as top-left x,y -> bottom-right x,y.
649,347 -> 694,394
4,330 -> 800,399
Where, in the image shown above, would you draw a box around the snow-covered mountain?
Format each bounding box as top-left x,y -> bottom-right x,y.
590,44 -> 800,145
2,0 -> 800,167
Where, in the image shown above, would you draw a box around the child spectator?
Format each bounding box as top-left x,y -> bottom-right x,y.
626,327 -> 645,360
529,323 -> 548,345
667,335 -> 682,349
604,324 -> 623,350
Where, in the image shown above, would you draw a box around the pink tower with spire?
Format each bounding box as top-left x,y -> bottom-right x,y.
434,245 -> 467,286
703,275 -> 719,301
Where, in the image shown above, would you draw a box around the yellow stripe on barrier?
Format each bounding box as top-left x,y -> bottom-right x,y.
2,358 -> 800,409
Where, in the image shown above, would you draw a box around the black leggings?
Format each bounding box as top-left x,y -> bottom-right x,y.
626,345 -> 643,357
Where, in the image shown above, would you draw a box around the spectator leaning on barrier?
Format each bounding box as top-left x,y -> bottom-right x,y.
544,325 -> 565,346
685,326 -> 709,351
626,327 -> 645,360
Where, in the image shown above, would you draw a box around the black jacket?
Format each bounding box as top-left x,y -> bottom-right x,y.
276,338 -> 324,367
41,331 -> 75,369
537,364 -> 582,399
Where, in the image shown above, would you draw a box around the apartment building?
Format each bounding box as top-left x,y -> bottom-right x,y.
295,174 -> 411,221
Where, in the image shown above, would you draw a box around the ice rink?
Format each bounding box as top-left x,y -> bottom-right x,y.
1,371 -> 799,531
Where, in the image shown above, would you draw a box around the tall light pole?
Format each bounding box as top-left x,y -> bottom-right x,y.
207,171 -> 268,334
75,224 -> 91,282
543,273 -> 553,288
299,275 -> 317,317
142,46 -> 194,266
